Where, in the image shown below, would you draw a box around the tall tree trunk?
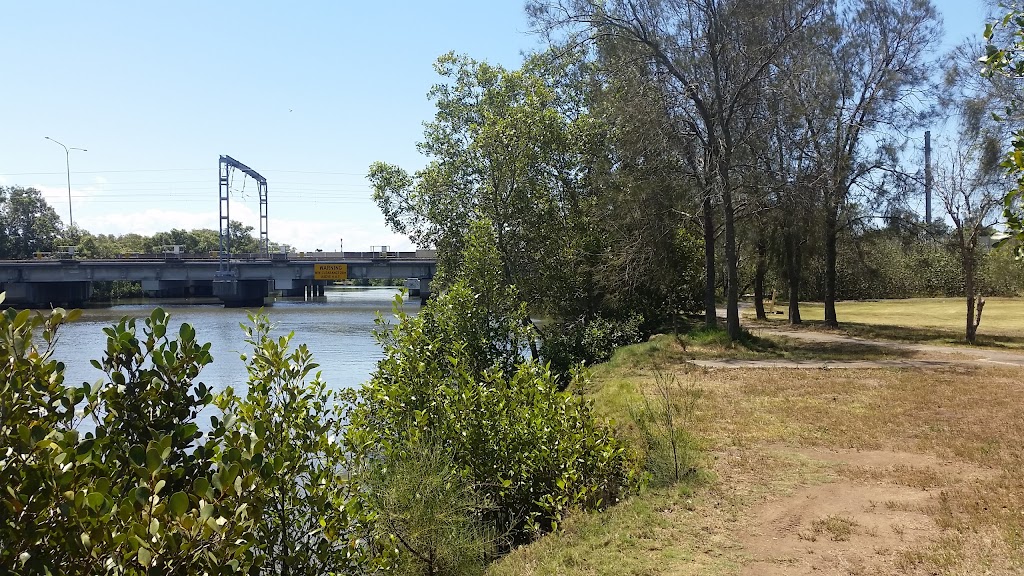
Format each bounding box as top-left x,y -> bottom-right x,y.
722,184 -> 741,341
965,254 -> 977,345
754,238 -> 767,320
702,193 -> 717,329
823,205 -> 839,328
786,227 -> 802,325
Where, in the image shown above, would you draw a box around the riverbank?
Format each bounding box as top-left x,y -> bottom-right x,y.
488,330 -> 1024,575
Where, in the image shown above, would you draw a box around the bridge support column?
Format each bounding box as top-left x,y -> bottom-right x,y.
213,279 -> 270,308
272,279 -> 303,298
418,277 -> 432,305
1,281 -> 93,308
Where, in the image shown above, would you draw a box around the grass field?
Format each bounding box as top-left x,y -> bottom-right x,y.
754,297 -> 1024,348
487,334 -> 1024,576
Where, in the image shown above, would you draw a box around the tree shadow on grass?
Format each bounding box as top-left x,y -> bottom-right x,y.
641,324 -> 917,363
800,321 -> 1024,350
771,338 -> 917,360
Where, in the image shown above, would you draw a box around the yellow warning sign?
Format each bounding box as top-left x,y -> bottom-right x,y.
314,263 -> 348,280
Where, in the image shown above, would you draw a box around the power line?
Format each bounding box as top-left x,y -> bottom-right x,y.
62,189 -> 372,196
0,168 -> 370,177
0,168 -> 209,176
78,199 -> 374,204
62,180 -> 374,189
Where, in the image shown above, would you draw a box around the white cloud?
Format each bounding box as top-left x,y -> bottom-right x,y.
80,208 -> 220,236
271,217 -> 414,252
33,182 -> 103,208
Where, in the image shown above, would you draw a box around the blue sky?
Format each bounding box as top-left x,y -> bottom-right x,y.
0,1 -> 993,251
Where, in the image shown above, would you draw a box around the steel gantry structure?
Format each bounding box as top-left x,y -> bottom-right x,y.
218,155 -> 269,270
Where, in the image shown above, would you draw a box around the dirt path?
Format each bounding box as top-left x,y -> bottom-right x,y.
690,358 -> 963,369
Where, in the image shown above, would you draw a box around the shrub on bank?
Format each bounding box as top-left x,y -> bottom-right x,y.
1,283 -> 637,573
540,313 -> 645,381
347,288 -> 638,549
0,301 -> 262,575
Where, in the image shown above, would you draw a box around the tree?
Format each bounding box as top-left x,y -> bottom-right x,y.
981,5 -> 1024,249
0,186 -> 64,258
147,228 -> 222,254
748,19 -> 831,325
216,314 -> 374,575
366,440 -> 493,576
934,135 -> 1005,344
346,224 -> 635,548
369,52 -> 598,328
529,0 -> 821,340
802,0 -> 940,327
583,46 -> 707,329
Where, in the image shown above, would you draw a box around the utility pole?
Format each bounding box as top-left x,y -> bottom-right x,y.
924,130 -> 932,226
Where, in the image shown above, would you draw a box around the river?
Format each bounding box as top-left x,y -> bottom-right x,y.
51,287 -> 409,397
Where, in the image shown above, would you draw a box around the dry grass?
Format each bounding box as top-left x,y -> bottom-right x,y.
809,515 -> 859,542
488,336 -> 1024,576
753,297 -> 1024,349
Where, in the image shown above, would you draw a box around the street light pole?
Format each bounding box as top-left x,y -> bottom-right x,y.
44,136 -> 87,229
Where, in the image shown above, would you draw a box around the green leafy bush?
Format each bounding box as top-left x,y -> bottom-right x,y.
348,287 -> 637,547
540,313 -> 645,380
1,227 -> 644,574
366,438 -> 495,576
1,300 -> 383,575
1,300 -> 261,575
216,312 -> 383,575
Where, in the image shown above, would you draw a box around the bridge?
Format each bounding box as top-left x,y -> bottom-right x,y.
0,251 -> 436,308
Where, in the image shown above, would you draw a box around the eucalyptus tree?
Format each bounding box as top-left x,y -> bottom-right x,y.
528,0 -> 823,340
796,0 -> 940,327
934,133 -> 1006,344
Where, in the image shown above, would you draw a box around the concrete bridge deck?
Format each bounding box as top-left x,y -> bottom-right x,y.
0,254 -> 436,308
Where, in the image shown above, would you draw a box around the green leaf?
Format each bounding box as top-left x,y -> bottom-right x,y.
168,492 -> 188,517
193,477 -> 210,496
146,448 -> 163,473
86,492 -> 105,511
123,442 -> 144,462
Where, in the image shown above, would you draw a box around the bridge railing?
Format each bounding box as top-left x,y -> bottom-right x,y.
7,249 -> 438,263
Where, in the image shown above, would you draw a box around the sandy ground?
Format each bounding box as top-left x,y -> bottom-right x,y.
734,446 -> 998,575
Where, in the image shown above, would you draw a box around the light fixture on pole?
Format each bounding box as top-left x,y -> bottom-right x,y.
44,136 -> 87,229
